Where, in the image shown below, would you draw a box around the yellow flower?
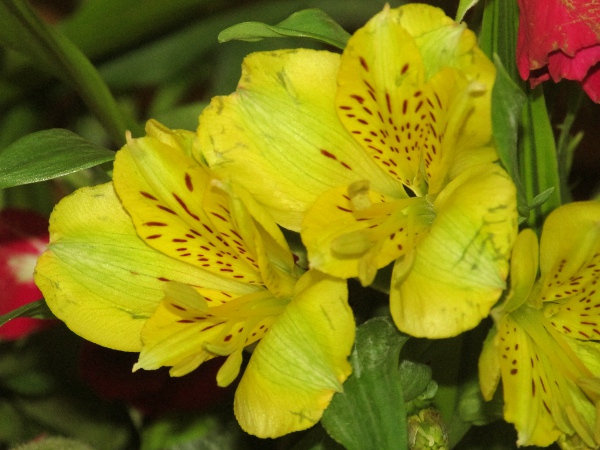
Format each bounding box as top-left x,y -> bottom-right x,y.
479,202 -> 600,448
35,120 -> 355,438
198,4 -> 517,338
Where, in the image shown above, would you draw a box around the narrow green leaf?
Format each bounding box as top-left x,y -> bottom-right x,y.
321,317 -> 409,450
0,300 -> 54,329
556,83 -> 585,205
479,0 -> 519,81
519,87 -> 562,229
0,129 -> 114,189
218,9 -> 350,50
528,187 -> 555,210
456,0 -> 480,23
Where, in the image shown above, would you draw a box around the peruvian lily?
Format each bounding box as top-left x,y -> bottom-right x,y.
198,4 -> 518,338
479,201 -> 600,448
34,120 -> 355,438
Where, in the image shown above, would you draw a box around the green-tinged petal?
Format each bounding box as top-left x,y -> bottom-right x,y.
234,271 -> 354,438
134,283 -> 283,377
390,164 -> 517,337
500,229 -> 539,313
538,201 -> 600,340
114,121 -> 265,285
302,182 -> 431,285
198,49 -> 403,231
35,183 -> 252,351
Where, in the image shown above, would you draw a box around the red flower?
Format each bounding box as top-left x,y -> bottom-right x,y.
517,0 -> 600,102
0,209 -> 53,340
79,342 -> 232,417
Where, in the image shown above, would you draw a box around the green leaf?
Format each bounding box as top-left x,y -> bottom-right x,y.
0,129 -> 115,189
218,9 -> 350,50
321,317 -> 409,450
0,300 -> 54,329
399,360 -> 437,415
490,55 -> 528,216
456,0 -> 480,22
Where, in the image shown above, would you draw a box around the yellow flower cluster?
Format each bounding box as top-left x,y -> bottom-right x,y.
33,3 -> 600,447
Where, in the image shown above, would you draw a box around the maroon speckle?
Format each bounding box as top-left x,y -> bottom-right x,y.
173,193 -> 200,221
320,149 -> 337,160
157,205 -> 177,215
211,212 -> 227,222
184,173 -> 194,192
359,56 -> 369,71
145,222 -> 167,226
140,191 -> 158,201
350,94 -> 365,104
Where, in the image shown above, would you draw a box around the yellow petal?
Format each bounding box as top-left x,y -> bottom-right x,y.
114,121 -> 264,285
495,314 -> 562,447
35,183 -> 249,351
234,271 -> 354,438
198,49 -> 403,231
478,326 -> 501,401
501,229 -> 539,313
390,164 -> 517,337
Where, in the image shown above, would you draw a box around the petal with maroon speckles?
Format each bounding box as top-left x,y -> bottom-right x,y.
114,121 -> 263,285
302,184 -> 429,285
134,283 -> 284,378
34,183 -> 256,352
198,49 -> 404,231
538,202 -> 600,340
336,6 -> 427,192
492,314 -> 563,447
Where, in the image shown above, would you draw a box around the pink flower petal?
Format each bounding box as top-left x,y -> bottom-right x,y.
517,0 -> 600,102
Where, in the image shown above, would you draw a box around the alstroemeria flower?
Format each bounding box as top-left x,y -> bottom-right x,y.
199,4 -> 518,338
517,0 -> 600,102
0,209 -> 53,340
479,202 -> 600,447
35,120 -> 355,438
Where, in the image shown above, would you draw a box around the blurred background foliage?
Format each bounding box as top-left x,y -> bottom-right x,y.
0,0 -> 597,448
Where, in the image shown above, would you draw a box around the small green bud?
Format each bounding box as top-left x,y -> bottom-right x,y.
407,408 -> 449,450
